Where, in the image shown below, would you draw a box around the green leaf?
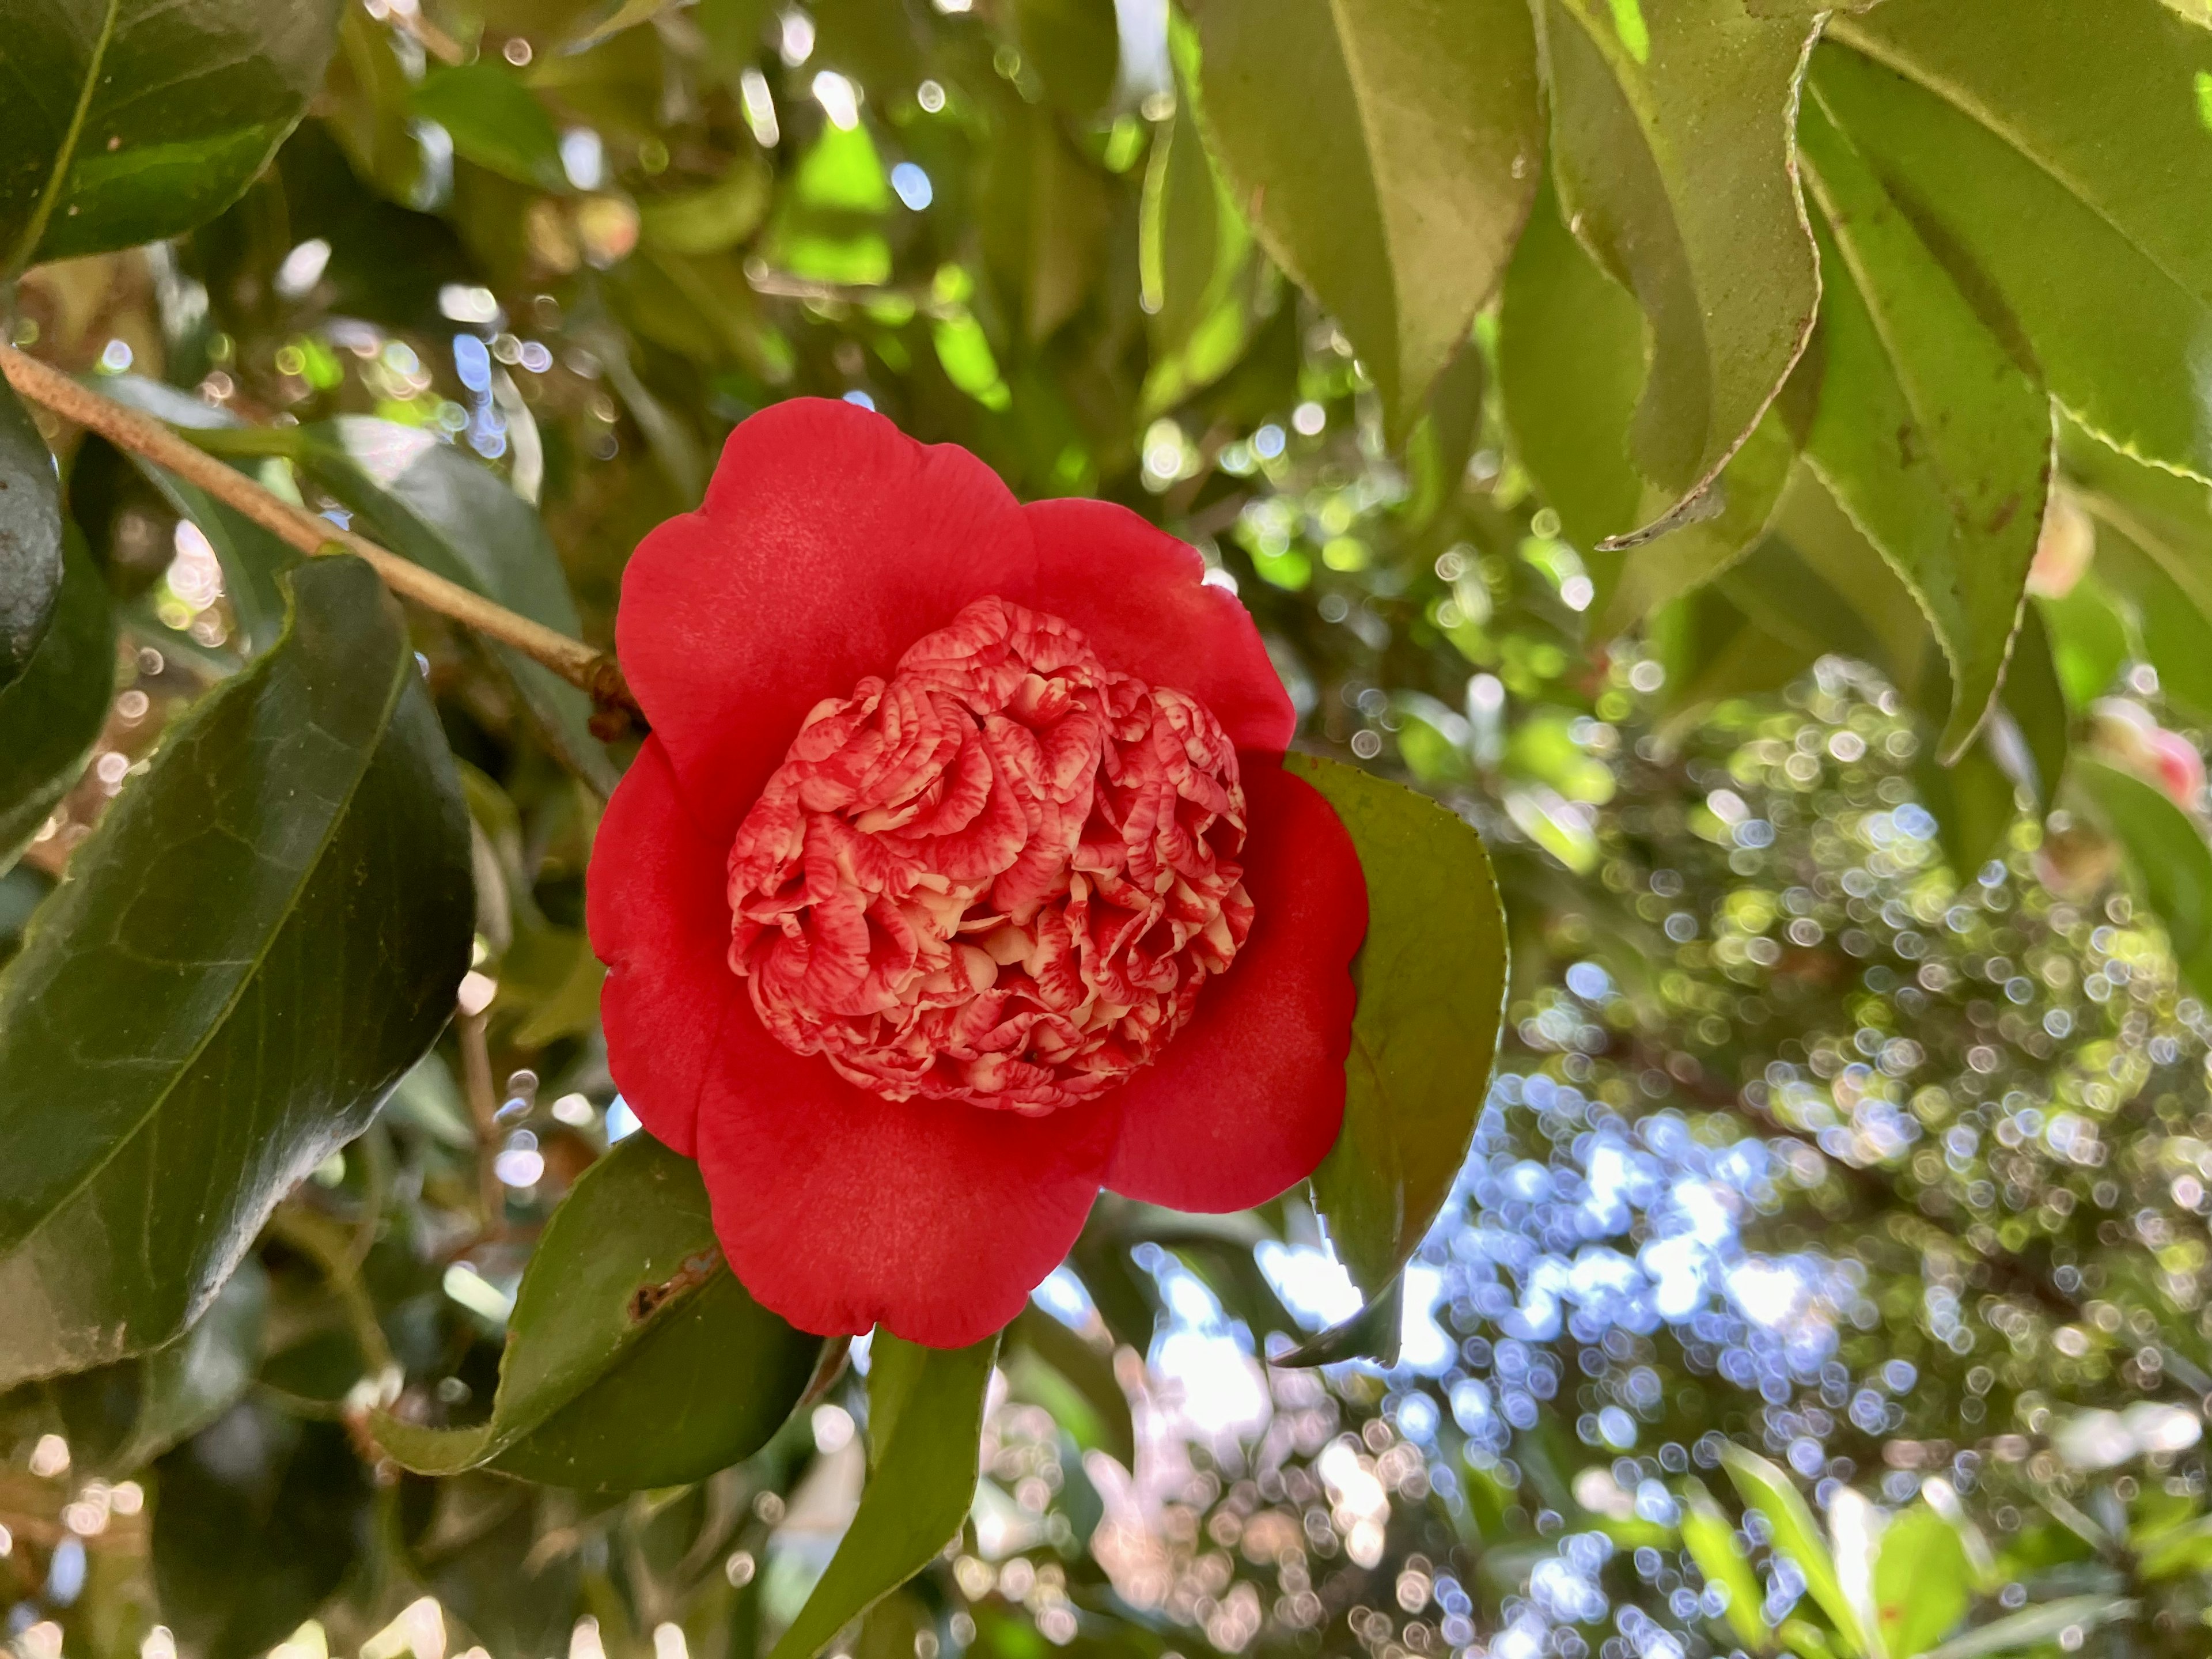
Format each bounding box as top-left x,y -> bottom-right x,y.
372,1131 -> 828,1492
1192,0 -> 1543,435
978,103 -> 1114,346
1874,1505 -> 1972,1658
411,62 -> 570,193
1680,1480 -> 1772,1652
1816,1 -> 2212,482
1537,0 -> 1821,536
768,1331 -> 998,1659
0,0 -> 341,273
1799,97 -> 2051,762
1005,1304 -> 1134,1468
2074,756 -> 2212,1001
1139,18 -> 1251,365
639,160 -> 773,255
1010,0 -> 1120,120
1282,754 -> 1506,1328
47,1257 -> 267,1476
0,529 -> 113,870
1722,1445 -> 1865,1654
1921,1596 -> 2135,1659
297,418 -> 618,793
0,380 -> 62,688
0,556 -> 471,1387
2037,582 -> 2129,714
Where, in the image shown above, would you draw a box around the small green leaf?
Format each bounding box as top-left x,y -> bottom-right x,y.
768,1331 -> 999,1659
411,62 -> 570,192
0,380 -> 62,688
1723,1445 -> 1865,1654
372,1132 -> 828,1492
1680,1480 -> 1771,1652
639,160 -> 774,255
0,529 -> 114,870
0,0 -> 341,273
1539,0 -> 1821,536
1194,0 -> 1543,435
1282,754 -> 1506,1340
1874,1505 -> 1972,1658
1799,97 -> 2051,762
2074,756 -> 2212,1001
1920,1596 -> 2135,1659
0,556 -> 471,1387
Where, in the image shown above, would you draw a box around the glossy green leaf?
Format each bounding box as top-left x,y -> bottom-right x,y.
0,380 -> 62,688
1816,1 -> 2212,482
47,1257 -> 267,1476
1800,99 -> 2051,762
411,62 -> 570,193
1282,754 -> 1506,1323
768,1331 -> 998,1659
1193,0 -> 1542,434
1723,1446 -> 1865,1654
297,418 -> 618,793
1921,1596 -> 2135,1659
1538,0 -> 1821,536
373,1131 -> 828,1492
0,0 -> 341,272
0,556 -> 471,1387
1680,1480 -> 1771,1652
2074,756 -> 2212,1001
0,529 -> 113,869
1874,1505 -> 1972,1658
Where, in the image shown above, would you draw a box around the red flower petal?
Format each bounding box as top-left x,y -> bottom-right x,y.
1025,498 -> 1296,752
694,1023 -> 1119,1347
618,399 -> 1040,835
588,736 -> 737,1158
1104,757 -> 1366,1211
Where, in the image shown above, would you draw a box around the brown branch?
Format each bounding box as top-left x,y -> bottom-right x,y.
0,346 -> 642,726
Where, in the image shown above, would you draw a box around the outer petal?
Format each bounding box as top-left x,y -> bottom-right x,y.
696,1028 -> 1119,1347
588,736 -> 737,1157
1024,498 -> 1295,752
619,398 -> 1040,835
1104,756 -> 1366,1211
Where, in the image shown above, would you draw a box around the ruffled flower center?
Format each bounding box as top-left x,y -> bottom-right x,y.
726,596 -> 1253,1112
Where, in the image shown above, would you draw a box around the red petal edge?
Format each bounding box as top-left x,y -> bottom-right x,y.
1104,756 -> 1367,1211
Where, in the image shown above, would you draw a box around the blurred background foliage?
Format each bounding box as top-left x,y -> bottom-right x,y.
10,1 -> 2212,1658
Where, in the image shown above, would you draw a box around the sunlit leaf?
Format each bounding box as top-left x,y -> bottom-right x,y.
1723,1446 -> 1865,1654
1680,1481 -> 1772,1652
1921,1596 -> 2135,1659
1874,1505 -> 1973,1658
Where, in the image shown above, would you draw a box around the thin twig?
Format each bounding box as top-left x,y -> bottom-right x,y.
0,346 -> 642,725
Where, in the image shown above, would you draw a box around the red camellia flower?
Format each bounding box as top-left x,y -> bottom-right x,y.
588,399 -> 1368,1348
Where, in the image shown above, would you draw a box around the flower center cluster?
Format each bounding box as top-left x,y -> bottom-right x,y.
727,596 -> 1253,1112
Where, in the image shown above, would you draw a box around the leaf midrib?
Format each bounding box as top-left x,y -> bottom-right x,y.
4,589 -> 411,1259
5,0 -> 123,276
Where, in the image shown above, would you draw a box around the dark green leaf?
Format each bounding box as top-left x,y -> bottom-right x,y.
0,528 -> 113,869
1194,0 -> 1543,435
1874,1505 -> 1972,1658
0,380 -> 62,687
768,1331 -> 998,1659
0,556 -> 471,1387
411,62 -> 570,193
1816,1 -> 2212,482
1277,1277 -> 1403,1369
0,0 -> 341,272
1282,754 -> 1506,1325
47,1257 -> 267,1476
153,1402 -> 372,1659
298,418 -> 618,792
1010,0 -> 1119,120
2074,756 -> 2212,1001
372,1131 -> 828,1492
1799,99 -> 2051,762
1538,0 -> 1821,535
1005,1304 -> 1133,1468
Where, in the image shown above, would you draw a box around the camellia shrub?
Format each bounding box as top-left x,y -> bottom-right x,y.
7,2 -> 2212,1658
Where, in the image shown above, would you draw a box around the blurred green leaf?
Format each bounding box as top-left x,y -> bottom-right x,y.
1874,1505 -> 1972,1658
1920,1596 -> 2135,1659
1010,0 -> 1119,120
1724,1446 -> 1864,1654
1540,0 -> 1821,535
1680,1480 -> 1771,1652
768,1331 -> 998,1659
0,556 -> 471,1387
1816,1 -> 2212,483
980,104 -> 1115,344
1139,21 -> 1251,367
1005,1304 -> 1132,1467
639,160 -> 774,255
412,62 -> 570,194
0,380 -> 62,688
0,0 -> 340,272
373,1131 -> 827,1492
2074,756 -> 2212,1001
0,529 -> 113,870
1800,99 -> 2051,763
1194,0 -> 1542,436
1284,755 -> 1506,1324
